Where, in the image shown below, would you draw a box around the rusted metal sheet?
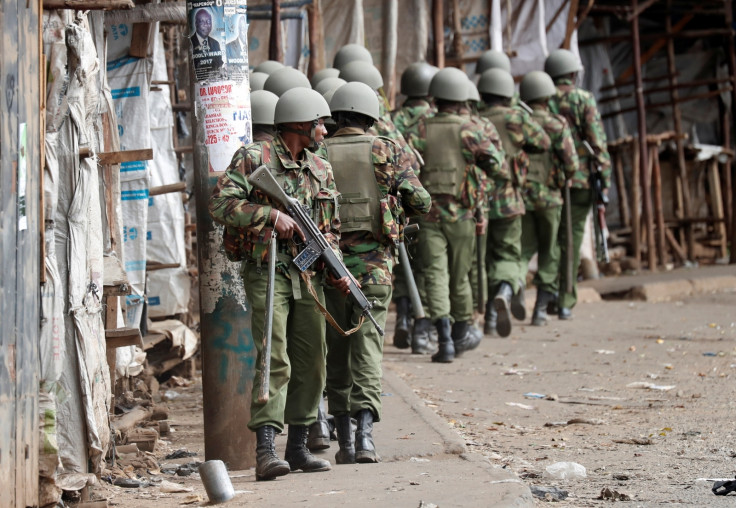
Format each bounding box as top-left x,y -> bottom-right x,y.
0,0 -> 41,506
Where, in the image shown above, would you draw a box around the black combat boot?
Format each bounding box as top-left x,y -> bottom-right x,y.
411,317 -> 436,355
452,320 -> 481,356
531,289 -> 553,326
510,281 -> 527,321
393,297 -> 412,349
284,425 -> 332,473
431,317 -> 454,363
483,300 -> 497,336
354,409 -> 379,463
333,414 -> 355,464
255,426 -> 290,481
546,293 -> 559,315
307,398 -> 331,451
494,282 -> 513,338
558,307 -> 573,320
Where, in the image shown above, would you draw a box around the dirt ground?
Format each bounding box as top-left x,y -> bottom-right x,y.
92,287 -> 736,507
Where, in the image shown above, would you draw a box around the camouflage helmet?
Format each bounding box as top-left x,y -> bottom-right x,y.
475,49 -> 511,74
400,61 -> 439,97
253,60 -> 285,75
310,67 -> 340,88
249,71 -> 269,91
274,87 -> 330,124
467,80 -> 480,102
544,49 -> 582,78
478,68 -> 514,98
339,61 -> 384,91
314,76 -> 347,96
333,43 -> 373,70
264,67 -> 311,97
250,90 -> 279,125
329,81 -> 380,121
520,71 -> 556,103
429,67 -> 469,102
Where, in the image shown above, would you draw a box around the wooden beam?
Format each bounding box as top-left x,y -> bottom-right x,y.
43,0 -> 134,9
149,181 -> 186,197
650,145 -> 667,268
98,148 -> 153,165
306,0 -> 324,78
546,0 -> 570,33
269,0 -> 283,62
626,0 -> 659,21
146,262 -> 182,271
106,327 -> 144,349
665,227 -> 687,263
433,0 -> 445,68
574,0 -> 595,31
562,0 -> 580,49
601,87 -> 733,119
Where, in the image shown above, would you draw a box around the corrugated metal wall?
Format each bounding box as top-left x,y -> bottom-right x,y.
0,0 -> 41,506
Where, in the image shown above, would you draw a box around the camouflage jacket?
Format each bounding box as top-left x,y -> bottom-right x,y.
549,78 -> 611,189
208,136 -> 341,272
413,110 -> 504,223
523,105 -> 579,210
480,104 -> 550,219
327,127 -> 431,286
391,98 -> 437,139
369,99 -> 422,175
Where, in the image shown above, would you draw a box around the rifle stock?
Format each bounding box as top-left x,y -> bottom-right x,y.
474,206 -> 486,314
248,165 -> 385,336
563,183 -> 574,293
257,233 -> 276,404
582,141 -> 610,263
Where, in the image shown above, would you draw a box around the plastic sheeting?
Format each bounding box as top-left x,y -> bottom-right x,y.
147,32 -> 190,317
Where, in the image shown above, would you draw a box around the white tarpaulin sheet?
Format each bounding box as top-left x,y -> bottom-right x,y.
147,32 -> 190,317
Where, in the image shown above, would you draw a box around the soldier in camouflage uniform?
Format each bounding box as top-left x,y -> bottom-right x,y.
478,68 -> 550,338
390,61 -> 439,354
545,49 -> 611,320
209,88 -> 350,481
518,71 -> 579,326
413,67 -> 503,363
323,82 -> 431,464
338,60 -> 425,350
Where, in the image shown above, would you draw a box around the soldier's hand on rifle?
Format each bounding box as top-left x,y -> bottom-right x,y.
270,208 -> 305,241
326,272 -> 353,296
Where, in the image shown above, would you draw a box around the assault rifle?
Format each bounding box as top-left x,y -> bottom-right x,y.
248,165 -> 384,336
398,223 -> 425,320
583,141 -> 610,263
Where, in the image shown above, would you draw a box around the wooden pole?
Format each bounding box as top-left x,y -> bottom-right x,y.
451,0 -> 463,62
562,0 -> 580,49
666,1 -> 694,261
726,0 -> 736,264
269,0 -> 283,63
651,144 -> 667,268
631,139 -> 641,269
433,0 -> 445,68
42,0 -> 134,9
383,0 -> 398,108
613,150 -> 631,227
632,0 -> 657,270
306,0 -> 324,78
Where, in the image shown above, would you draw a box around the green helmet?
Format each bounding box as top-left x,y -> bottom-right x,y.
264,67 -> 311,97
249,71 -> 269,91
467,80 -> 480,102
314,76 -> 347,96
476,49 -> 511,74
329,81 -> 380,121
520,71 -> 556,103
478,68 -> 514,98
339,61 -> 384,91
333,43 -> 373,70
250,90 -> 279,125
544,49 -> 582,78
253,60 -> 285,75
429,67 -> 469,102
274,87 -> 330,124
310,67 -> 340,88
400,61 -> 439,97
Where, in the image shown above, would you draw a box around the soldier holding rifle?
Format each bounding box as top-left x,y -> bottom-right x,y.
209,88 -> 350,481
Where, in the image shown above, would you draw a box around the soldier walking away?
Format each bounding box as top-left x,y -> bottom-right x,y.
413,68 -> 503,363
518,71 -> 579,326
323,82 -> 431,463
545,49 -> 611,320
208,88 -> 350,480
391,61 -> 439,354
478,68 -> 550,338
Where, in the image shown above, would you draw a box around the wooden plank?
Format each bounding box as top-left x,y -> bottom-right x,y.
97,148 -> 153,165
42,0 -> 134,9
111,407 -> 152,434
665,227 -> 687,263
106,328 -> 144,349
562,0 -> 580,49
103,255 -> 129,288
651,145 -> 667,267
149,181 -> 186,197
146,262 -> 181,271
707,159 -> 729,259
269,0 -> 283,62
433,0 -> 444,68
613,151 -> 631,227
129,23 -> 153,58
142,332 -> 168,351
631,140 -> 642,269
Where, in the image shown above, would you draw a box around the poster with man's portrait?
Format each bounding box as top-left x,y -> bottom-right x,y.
189,3 -> 224,82
224,8 -> 249,82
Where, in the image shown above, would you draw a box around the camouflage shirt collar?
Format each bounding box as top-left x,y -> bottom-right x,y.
273,134 -> 304,170
333,127 -> 366,136
272,134 -> 329,181
555,78 -> 575,89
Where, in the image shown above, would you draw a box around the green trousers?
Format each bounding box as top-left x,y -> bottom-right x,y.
243,263 -> 326,433
558,188 -> 593,309
418,219 -> 475,324
325,284 -> 391,421
486,215 -> 523,294
521,206 -> 562,294
469,210 -> 489,311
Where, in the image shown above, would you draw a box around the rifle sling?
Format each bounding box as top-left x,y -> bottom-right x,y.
300,271 -> 364,337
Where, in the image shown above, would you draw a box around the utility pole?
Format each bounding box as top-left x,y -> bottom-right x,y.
187,0 -> 255,469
